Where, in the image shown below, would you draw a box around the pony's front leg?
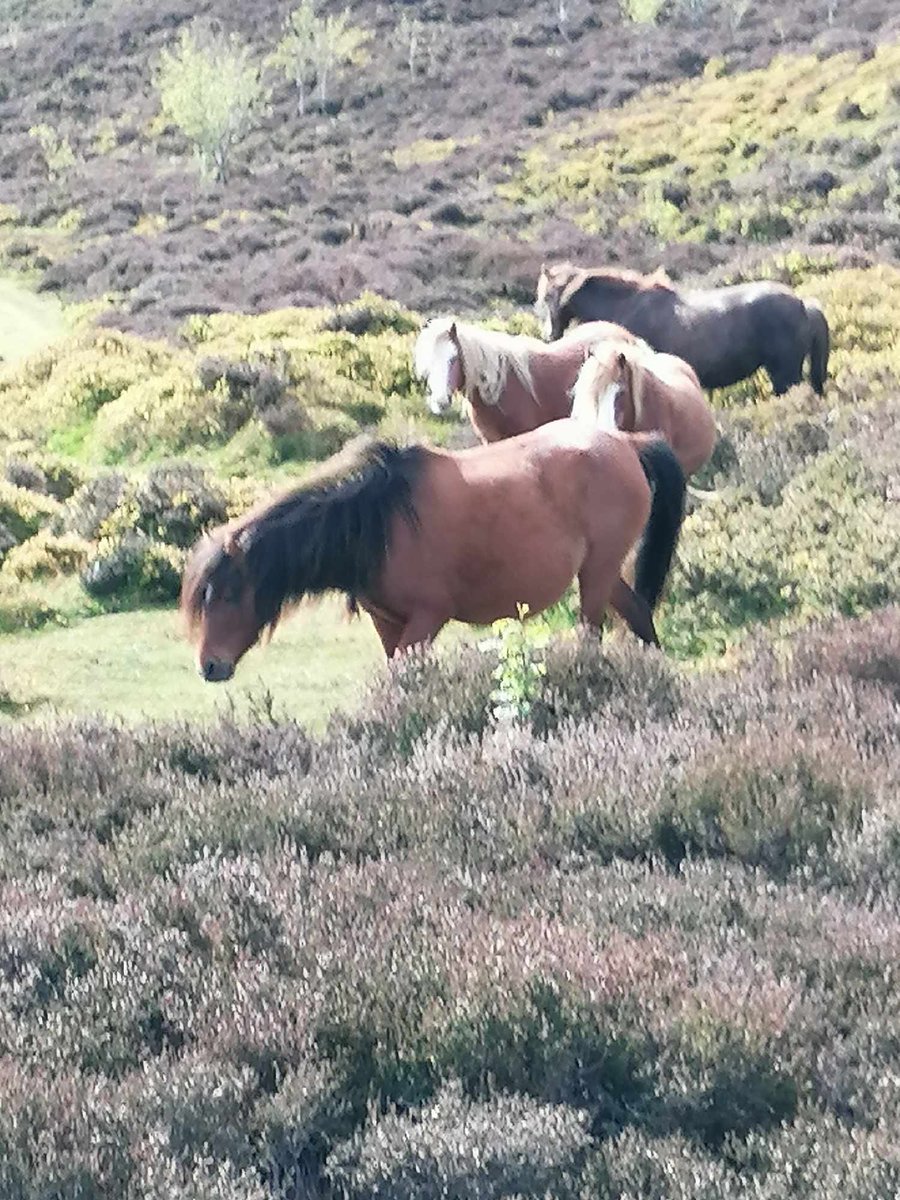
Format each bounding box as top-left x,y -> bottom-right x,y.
392,611 -> 448,659
368,611 -> 404,658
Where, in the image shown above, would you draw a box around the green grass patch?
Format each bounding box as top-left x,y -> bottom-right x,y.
0,276 -> 66,363
0,596 -> 387,727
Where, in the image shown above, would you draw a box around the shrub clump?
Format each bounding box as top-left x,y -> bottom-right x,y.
327,1081 -> 591,1199
1,530 -> 91,581
319,292 -> 419,337
81,533 -> 183,604
656,734 -> 865,877
3,452 -> 84,500
0,480 -> 61,556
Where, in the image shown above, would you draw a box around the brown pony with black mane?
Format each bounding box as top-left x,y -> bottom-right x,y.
182,428 -> 686,680
536,262 -> 830,396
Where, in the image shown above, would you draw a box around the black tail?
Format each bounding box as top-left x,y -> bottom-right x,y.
805,299 -> 829,396
634,439 -> 686,610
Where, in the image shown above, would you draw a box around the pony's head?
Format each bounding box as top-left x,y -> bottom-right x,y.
181,438 -> 425,681
535,262 -> 585,341
571,342 -> 643,433
180,532 -> 267,682
414,318 -> 464,415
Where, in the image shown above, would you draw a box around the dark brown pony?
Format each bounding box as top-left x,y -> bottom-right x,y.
181,429 -> 685,679
536,262 -> 830,396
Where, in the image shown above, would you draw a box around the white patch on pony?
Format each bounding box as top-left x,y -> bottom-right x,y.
427,336 -> 458,414
595,380 -> 622,431
414,320 -> 460,414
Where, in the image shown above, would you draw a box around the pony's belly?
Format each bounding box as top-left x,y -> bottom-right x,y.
451,545 -> 584,625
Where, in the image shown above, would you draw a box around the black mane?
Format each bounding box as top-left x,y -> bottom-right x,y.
181,437 -> 427,631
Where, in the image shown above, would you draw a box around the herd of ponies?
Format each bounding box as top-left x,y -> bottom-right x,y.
181,262 -> 830,683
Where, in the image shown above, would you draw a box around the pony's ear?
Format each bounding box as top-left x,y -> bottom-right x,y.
223,531 -> 246,564
616,351 -> 628,372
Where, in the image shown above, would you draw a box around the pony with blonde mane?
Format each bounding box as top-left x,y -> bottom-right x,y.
571,339 -> 717,477
414,316 -> 636,443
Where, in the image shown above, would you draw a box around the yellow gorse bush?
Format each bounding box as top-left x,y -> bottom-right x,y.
501,45 -> 900,239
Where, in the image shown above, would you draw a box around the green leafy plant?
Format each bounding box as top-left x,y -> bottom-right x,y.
270,1 -> 369,115
157,27 -> 267,182
481,603 -> 549,723
28,123 -> 76,180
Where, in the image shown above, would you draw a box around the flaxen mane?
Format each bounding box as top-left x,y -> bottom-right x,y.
416,317 -> 537,407
181,436 -> 427,634
570,341 -> 649,429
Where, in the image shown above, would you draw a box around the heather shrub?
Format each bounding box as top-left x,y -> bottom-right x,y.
3,454 -> 48,493
0,1064 -> 134,1199
791,606 -> 900,698
341,644 -> 497,753
121,1054 -> 259,1169
319,291 -> 419,337
327,1081 -> 591,1199
583,1128 -> 740,1197
536,630 -> 681,732
196,353 -> 290,414
655,732 -> 865,876
126,462 -> 228,549
61,470 -> 128,539
441,975 -> 649,1121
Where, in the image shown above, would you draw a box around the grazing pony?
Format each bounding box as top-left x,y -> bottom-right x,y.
536,262 -> 830,396
181,429 -> 686,679
571,340 -> 717,476
414,316 -> 636,443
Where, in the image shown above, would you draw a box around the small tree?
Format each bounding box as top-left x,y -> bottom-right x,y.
29,123 -> 76,181
398,12 -> 423,78
157,27 -> 266,183
271,1 -> 368,114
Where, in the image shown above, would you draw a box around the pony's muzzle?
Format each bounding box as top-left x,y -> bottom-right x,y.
201,658 -> 235,683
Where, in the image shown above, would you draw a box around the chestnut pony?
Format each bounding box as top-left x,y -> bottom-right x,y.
414,316 -> 636,443
536,262 -> 830,396
571,340 -> 717,476
181,428 -> 685,679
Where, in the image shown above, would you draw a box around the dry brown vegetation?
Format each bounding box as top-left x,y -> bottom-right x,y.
1,0 -> 899,331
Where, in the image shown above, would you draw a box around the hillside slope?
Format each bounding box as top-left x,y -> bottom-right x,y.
1,0 -> 899,331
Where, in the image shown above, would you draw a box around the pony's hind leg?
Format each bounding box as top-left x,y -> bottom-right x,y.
577,556 -> 624,636
767,351 -> 805,396
609,577 -> 659,647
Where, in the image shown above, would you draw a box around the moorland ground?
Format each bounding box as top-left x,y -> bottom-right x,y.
1,0 -> 900,1196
